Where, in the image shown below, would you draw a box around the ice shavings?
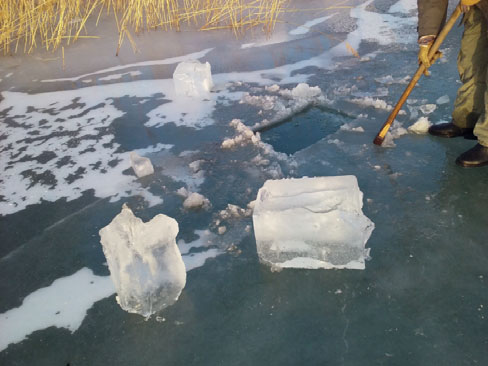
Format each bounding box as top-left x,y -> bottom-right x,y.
183,192 -> 211,210
0,268 -> 114,352
173,60 -> 214,97
253,176 -> 375,270
243,83 -> 328,131
221,119 -> 293,179
408,117 -> 432,134
419,104 -> 437,115
382,121 -> 408,147
350,96 -> 393,111
374,75 -> 410,85
222,119 -> 261,149
340,123 -> 365,133
41,48 -> 214,82
99,204 -> 186,318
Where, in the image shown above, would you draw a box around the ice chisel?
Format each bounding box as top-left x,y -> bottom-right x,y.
373,3 -> 463,146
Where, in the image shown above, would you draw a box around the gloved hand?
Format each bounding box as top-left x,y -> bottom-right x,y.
461,0 -> 480,12
418,36 -> 442,76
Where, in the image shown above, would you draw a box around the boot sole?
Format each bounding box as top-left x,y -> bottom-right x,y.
455,158 -> 488,168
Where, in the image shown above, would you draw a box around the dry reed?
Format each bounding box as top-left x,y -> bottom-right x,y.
0,0 -> 289,55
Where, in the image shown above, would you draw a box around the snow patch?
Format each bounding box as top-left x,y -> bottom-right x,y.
0,268 -> 114,352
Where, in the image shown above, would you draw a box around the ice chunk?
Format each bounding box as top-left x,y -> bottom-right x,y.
419,104 -> 436,115
183,192 -> 211,210
408,117 -> 432,134
99,204 -> 186,318
130,152 -> 154,178
290,83 -> 322,99
253,176 -> 374,270
173,60 -> 214,97
436,95 -> 450,105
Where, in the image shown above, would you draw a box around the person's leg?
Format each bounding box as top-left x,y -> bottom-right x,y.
456,8 -> 488,167
452,7 -> 488,128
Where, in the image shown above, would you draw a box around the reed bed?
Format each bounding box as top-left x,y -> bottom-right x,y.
0,0 -> 289,55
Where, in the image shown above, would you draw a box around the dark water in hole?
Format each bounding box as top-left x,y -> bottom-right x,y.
260,107 -> 351,155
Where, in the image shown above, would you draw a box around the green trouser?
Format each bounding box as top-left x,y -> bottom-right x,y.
452,6 -> 488,147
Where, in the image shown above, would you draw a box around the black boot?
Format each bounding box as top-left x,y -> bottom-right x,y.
428,122 -> 475,139
455,144 -> 488,167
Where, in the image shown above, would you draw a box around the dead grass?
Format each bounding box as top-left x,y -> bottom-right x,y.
0,0 -> 289,55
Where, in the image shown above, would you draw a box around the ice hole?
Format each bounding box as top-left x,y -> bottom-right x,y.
259,107 -> 352,155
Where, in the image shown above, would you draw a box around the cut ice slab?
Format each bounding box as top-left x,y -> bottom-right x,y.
252,176 -> 375,270
99,204 -> 186,318
130,152 -> 154,178
173,59 -> 214,97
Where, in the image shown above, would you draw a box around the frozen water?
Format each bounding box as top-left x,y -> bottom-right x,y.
253,176 -> 375,270
183,192 -> 211,210
2,0 -> 488,363
99,204 -> 186,317
0,268 -> 114,352
408,117 -> 432,134
130,152 -> 154,178
173,60 -> 214,97
436,95 -> 450,104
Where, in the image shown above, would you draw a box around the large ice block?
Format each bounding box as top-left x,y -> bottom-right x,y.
99,204 -> 186,317
252,176 -> 375,270
173,60 -> 214,97
130,152 -> 154,178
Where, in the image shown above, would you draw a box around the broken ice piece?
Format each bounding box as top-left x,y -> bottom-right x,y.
252,176 -> 375,270
99,204 -> 186,318
408,117 -> 432,134
173,60 -> 214,97
183,192 -> 211,210
130,152 -> 154,178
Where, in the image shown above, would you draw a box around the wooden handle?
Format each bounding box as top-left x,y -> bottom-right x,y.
373,4 -> 463,146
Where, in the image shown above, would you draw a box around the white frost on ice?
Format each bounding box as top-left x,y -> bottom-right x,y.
99,204 -> 186,318
408,117 -> 432,134
173,60 -> 214,97
0,268 -> 114,352
41,48 -> 214,82
99,71 -> 142,81
178,230 -> 221,271
350,96 -> 393,111
388,0 -> 417,14
253,176 -> 374,270
289,14 -> 337,35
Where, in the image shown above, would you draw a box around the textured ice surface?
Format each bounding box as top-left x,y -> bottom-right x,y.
130,152 -> 154,178
99,205 -> 186,317
253,176 -> 375,270
173,60 -> 214,97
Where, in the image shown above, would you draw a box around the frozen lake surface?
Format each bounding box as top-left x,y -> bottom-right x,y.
1,0 -> 487,364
